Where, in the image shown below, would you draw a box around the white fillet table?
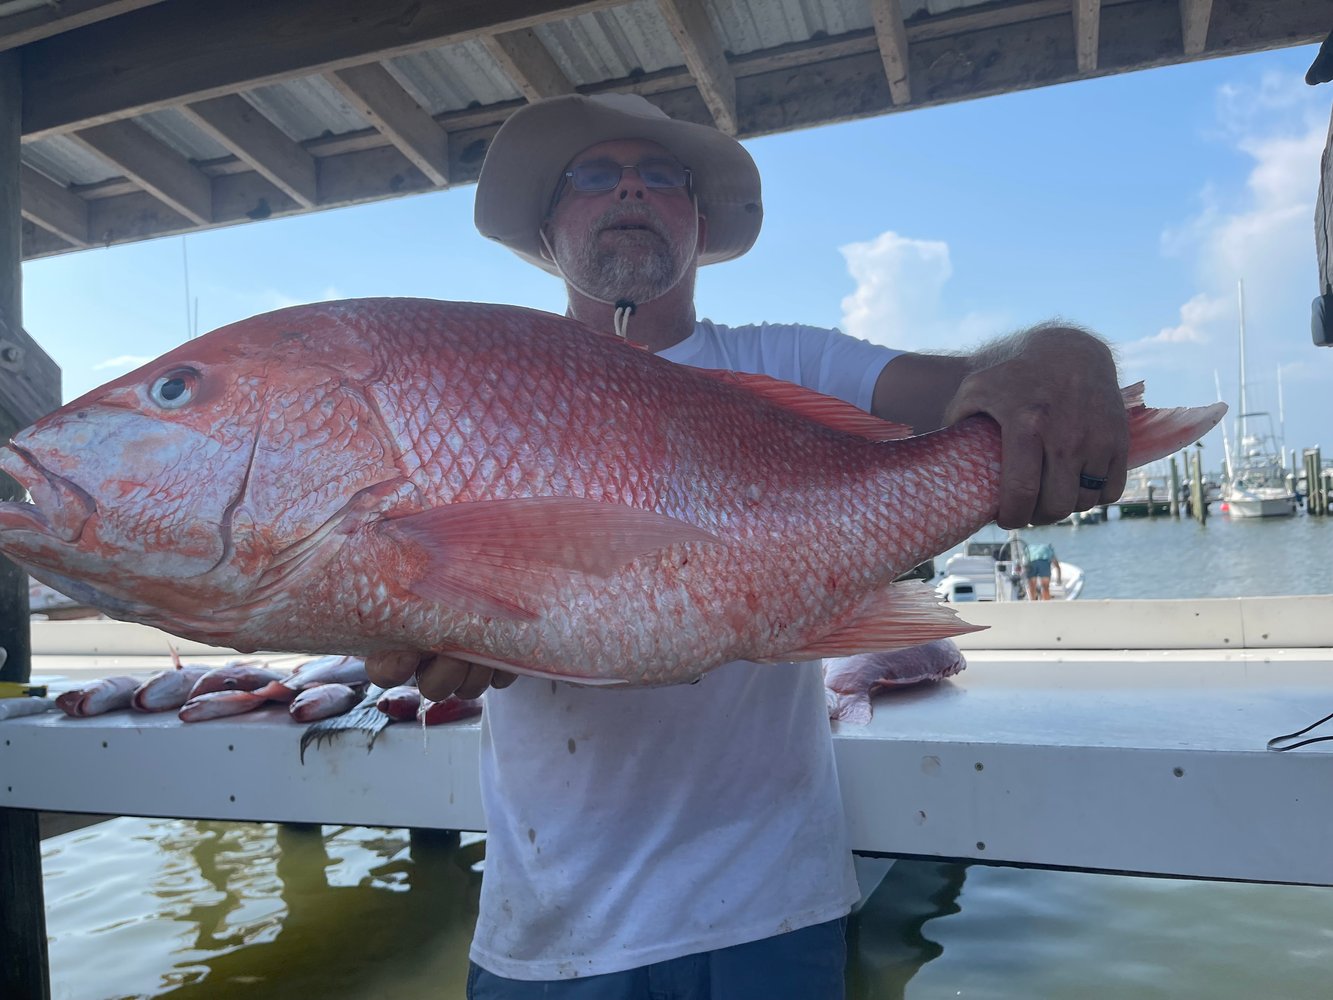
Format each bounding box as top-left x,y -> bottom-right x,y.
4,597 -> 1333,885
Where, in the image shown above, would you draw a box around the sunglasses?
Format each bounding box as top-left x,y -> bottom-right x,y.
549,157 -> 693,211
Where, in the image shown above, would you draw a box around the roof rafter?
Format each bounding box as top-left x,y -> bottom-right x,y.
1180,0 -> 1214,56
19,165 -> 89,247
178,95 -> 318,209
656,0 -> 737,134
481,28 -> 577,102
868,0 -> 911,105
1073,0 -> 1101,73
325,63 -> 450,187
66,120 -> 212,225
0,0 -> 168,53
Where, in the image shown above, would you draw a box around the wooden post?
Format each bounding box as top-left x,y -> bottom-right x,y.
0,50 -> 52,1000
1315,447 -> 1326,516
1189,450 -> 1207,524
1168,457 -> 1181,517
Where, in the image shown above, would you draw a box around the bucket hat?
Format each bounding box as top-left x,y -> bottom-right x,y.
474,93 -> 762,275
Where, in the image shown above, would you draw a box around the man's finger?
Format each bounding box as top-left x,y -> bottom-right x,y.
417,654 -> 472,701
996,423 -> 1043,529
365,650 -> 425,688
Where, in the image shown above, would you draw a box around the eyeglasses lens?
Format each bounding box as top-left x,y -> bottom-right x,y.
568,158 -> 688,192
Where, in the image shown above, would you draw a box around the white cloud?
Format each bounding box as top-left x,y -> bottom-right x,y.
259,285 -> 346,312
837,230 -> 1006,353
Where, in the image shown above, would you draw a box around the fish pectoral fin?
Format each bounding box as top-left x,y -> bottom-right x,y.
755,580 -> 987,661
381,497 -> 719,622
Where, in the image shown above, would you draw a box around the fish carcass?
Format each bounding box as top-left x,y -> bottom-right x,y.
824,639 -> 967,724
0,299 -> 1226,687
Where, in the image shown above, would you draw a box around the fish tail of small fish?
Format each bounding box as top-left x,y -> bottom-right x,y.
1123,387 -> 1227,469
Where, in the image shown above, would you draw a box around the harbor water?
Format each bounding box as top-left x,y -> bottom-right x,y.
39,512 -> 1333,999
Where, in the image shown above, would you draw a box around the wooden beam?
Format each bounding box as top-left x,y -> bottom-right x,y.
0,0 -> 169,53
1180,0 -> 1214,56
657,0 -> 737,134
21,0 -> 627,140
178,95 -> 318,208
481,28 -> 577,102
67,120 -> 212,225
1073,0 -> 1102,72
325,63 -> 450,187
868,0 -> 911,105
20,165 -> 90,247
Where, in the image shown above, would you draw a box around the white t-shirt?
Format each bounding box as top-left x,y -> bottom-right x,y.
469,319 -> 902,981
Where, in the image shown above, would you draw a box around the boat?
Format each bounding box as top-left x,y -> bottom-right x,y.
1115,471 -> 1173,518
1219,282 -> 1297,519
934,532 -> 1085,602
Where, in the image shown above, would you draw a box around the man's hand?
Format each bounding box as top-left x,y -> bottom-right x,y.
943,326 -> 1127,528
365,651 -> 518,700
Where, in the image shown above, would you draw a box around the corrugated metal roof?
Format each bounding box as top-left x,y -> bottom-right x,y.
13,0 -> 1326,259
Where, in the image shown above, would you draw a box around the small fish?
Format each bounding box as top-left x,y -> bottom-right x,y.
376,684 -> 422,721
289,682 -> 363,722
188,660 -> 282,698
0,299 -> 1226,686
824,639 -> 966,725
178,689 -> 268,722
252,655 -> 368,703
420,695 -> 483,725
55,675 -> 141,717
132,664 -> 212,711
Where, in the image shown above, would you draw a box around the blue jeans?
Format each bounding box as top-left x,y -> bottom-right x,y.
466,917 -> 847,999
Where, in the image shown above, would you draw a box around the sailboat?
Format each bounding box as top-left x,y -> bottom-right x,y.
1221,281 -> 1298,518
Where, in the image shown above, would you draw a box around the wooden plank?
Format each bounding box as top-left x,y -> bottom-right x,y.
178,95 -> 317,208
657,0 -> 737,135
19,165 -> 89,247
1180,0 -> 1214,55
480,28 -> 577,102
1073,0 -> 1102,72
868,0 -> 911,105
0,0 -> 168,53
68,120 -> 212,225
326,63 -> 450,187
21,0 -> 627,140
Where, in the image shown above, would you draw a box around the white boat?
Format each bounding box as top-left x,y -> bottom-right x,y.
1220,282 -> 1297,519
934,533 -> 1085,602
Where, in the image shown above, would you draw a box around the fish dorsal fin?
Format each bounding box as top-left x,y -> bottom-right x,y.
380,497 -> 719,622
692,368 -> 914,441
752,580 -> 985,662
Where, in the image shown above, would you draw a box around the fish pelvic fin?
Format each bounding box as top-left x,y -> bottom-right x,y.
692,368 -> 914,440
1122,383 -> 1227,469
380,497 -> 719,622
754,580 -> 985,662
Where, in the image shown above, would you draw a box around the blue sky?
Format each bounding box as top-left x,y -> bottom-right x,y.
21,43 -> 1331,475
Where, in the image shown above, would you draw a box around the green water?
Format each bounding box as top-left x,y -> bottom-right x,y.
42,818 -> 1333,999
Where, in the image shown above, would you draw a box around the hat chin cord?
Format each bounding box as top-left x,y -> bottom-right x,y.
541,194 -> 700,341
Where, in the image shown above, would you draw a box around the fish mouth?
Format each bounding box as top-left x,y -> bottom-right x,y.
0,444 -> 95,544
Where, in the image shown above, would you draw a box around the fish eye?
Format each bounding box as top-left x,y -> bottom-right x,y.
149,369 -> 199,409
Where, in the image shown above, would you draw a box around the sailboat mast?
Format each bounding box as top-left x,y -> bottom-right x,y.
1237,279 -> 1248,462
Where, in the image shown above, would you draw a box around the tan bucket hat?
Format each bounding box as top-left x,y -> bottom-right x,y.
474,93 -> 763,275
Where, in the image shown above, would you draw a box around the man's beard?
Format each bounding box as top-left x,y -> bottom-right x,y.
552,206 -> 688,304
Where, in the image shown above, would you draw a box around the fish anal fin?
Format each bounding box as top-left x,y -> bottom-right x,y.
693,368 -> 913,441
380,497 -> 718,622
755,580 -> 985,662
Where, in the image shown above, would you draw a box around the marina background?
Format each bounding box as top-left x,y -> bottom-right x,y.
40,510 -> 1333,999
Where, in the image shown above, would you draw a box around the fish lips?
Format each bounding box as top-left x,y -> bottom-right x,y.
0,444 -> 96,545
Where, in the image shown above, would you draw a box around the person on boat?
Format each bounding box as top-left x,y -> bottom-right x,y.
1025,540 -> 1062,600
365,93 -> 1127,997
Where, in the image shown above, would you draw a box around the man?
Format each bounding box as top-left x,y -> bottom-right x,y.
1025,540 -> 1063,600
367,93 -> 1127,997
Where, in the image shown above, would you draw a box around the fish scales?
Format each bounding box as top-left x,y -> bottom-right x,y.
0,299 -> 1224,687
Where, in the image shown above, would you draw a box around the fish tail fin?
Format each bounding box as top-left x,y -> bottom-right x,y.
1122,383 -> 1227,469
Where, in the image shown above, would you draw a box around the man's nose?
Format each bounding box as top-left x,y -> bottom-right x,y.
616,167 -> 646,200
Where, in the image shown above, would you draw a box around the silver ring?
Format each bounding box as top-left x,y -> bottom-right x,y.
1079,473 -> 1108,491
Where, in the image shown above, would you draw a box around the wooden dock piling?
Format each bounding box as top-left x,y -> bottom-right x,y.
1168,458 -> 1181,517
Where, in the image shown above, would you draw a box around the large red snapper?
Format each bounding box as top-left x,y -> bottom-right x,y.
0,298 -> 1223,686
